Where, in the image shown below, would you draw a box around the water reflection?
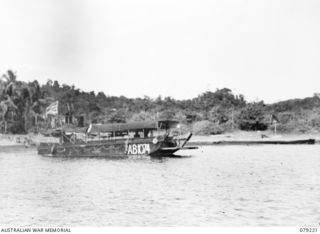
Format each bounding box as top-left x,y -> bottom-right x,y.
0,145 -> 320,226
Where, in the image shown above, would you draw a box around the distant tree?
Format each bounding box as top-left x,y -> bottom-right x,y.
53,80 -> 60,90
129,111 -> 155,122
46,79 -> 53,87
192,120 -> 222,135
237,102 -> 268,131
159,110 -> 176,120
208,106 -> 230,124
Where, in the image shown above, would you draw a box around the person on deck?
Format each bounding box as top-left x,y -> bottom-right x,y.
134,131 -> 140,138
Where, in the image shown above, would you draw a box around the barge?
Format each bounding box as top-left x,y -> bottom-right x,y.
37,120 -> 195,157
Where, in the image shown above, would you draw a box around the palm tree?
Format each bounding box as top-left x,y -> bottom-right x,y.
0,70 -> 48,133
0,95 -> 18,133
0,71 -> 19,133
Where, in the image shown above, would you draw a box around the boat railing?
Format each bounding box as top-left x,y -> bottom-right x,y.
61,132 -> 76,144
60,129 -> 173,145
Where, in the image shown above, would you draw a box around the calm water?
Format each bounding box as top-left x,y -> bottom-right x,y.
0,145 -> 320,226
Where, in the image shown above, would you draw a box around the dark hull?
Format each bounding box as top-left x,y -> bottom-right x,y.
38,137 -> 183,157
149,148 -> 180,157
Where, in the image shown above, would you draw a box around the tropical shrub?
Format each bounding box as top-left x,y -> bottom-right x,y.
129,111 -> 155,122
237,103 -> 268,131
192,120 -> 223,135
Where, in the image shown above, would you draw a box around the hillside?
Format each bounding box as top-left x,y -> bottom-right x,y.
1,70 -> 320,135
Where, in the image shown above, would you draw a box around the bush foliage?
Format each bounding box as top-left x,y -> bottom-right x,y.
192,120 -> 223,135
237,103 -> 268,131
1,70 -> 320,134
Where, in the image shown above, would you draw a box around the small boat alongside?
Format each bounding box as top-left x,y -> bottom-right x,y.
187,138 -> 316,146
211,139 -> 316,145
37,120 -> 196,157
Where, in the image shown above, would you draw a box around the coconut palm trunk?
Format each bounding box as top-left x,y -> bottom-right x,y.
4,120 -> 7,133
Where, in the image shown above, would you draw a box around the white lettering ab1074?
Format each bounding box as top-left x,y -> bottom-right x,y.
127,144 -> 151,155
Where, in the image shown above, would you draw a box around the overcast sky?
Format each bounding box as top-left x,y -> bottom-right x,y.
0,0 -> 320,103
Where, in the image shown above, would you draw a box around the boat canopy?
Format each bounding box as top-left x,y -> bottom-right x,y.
87,122 -> 157,134
86,120 -> 180,134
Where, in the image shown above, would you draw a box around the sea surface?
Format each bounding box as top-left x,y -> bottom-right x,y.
0,145 -> 319,226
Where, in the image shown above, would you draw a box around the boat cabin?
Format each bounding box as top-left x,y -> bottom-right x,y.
55,120 -> 180,144
86,120 -> 179,140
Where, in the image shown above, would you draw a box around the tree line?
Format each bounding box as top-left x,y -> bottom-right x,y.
1,70 -> 320,134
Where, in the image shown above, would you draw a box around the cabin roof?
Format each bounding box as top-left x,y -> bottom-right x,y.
87,122 -> 158,133
87,120 -> 179,133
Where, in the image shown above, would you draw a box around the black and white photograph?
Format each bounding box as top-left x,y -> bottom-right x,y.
0,0 -> 319,232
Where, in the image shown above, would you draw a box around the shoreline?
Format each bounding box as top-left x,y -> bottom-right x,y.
189,130 -> 320,142
1,131 -> 320,148
0,133 -> 58,148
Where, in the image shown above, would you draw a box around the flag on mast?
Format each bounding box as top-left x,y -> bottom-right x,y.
45,101 -> 59,117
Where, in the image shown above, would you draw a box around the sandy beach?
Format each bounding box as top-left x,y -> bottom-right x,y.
189,130 -> 320,143
0,133 -> 58,147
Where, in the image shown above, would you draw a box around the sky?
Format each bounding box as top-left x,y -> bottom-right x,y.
0,0 -> 320,103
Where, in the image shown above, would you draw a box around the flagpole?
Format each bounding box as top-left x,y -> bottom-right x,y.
57,101 -> 60,127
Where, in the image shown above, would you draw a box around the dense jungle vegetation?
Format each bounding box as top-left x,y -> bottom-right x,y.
1,70 -> 320,135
